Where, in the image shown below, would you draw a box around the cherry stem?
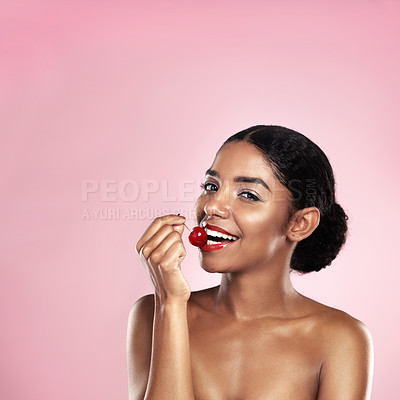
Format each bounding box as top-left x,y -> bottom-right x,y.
183,223 -> 192,233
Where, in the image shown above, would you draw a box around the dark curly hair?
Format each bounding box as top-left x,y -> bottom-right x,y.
222,125 -> 348,274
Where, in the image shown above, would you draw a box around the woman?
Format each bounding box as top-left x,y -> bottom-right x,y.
127,125 -> 374,400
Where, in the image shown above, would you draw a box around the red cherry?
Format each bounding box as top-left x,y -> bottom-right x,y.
188,226 -> 208,247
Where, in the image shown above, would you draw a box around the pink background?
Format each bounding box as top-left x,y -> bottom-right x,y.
1,1 -> 399,399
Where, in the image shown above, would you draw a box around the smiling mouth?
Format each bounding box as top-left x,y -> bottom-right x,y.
204,226 -> 239,245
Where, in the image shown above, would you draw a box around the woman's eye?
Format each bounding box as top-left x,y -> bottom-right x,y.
200,183 -> 260,201
200,182 -> 218,192
240,191 -> 260,201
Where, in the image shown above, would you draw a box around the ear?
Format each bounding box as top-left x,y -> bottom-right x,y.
286,207 -> 320,242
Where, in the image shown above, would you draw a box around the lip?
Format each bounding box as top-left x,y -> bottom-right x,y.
201,241 -> 237,252
200,223 -> 239,252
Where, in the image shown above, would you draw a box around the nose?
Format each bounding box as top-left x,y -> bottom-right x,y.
203,188 -> 231,219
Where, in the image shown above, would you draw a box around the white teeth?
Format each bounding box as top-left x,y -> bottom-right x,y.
205,228 -> 237,241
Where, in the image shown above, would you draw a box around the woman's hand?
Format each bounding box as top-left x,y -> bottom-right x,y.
136,214 -> 191,304
130,215 -> 195,400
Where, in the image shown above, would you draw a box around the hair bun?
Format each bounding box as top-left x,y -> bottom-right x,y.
290,203 -> 349,273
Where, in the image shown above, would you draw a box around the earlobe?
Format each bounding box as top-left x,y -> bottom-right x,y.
287,207 -> 320,242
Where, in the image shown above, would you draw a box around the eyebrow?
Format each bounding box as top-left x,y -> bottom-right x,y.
205,169 -> 271,192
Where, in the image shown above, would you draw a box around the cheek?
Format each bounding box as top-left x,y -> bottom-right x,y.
240,207 -> 287,245
239,214 -> 286,265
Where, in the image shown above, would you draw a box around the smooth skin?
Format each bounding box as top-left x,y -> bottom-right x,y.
127,142 -> 374,400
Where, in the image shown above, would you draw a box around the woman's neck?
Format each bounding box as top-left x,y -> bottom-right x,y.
214,265 -> 299,321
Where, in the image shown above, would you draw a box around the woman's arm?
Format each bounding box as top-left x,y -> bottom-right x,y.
317,317 -> 374,400
126,295 -> 154,399
127,215 -> 195,400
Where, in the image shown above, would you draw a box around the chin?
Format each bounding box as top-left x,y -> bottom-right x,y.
201,263 -> 223,274
199,255 -> 232,274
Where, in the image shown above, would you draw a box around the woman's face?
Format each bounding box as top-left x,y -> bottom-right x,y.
194,141 -> 294,274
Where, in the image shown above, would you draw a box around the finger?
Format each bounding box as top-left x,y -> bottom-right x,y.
136,214 -> 185,254
140,224 -> 183,261
159,240 -> 187,271
142,234 -> 186,298
172,223 -> 185,235
158,241 -> 189,294
147,230 -> 186,268
139,228 -> 181,292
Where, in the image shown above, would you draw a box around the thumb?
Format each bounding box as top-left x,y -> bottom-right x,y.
172,223 -> 185,236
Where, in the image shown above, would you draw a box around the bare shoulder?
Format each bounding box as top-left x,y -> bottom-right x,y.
306,300 -> 373,350
126,293 -> 155,355
126,294 -> 155,352
126,294 -> 155,400
300,297 -> 374,399
321,306 -> 373,365
128,294 -> 155,326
